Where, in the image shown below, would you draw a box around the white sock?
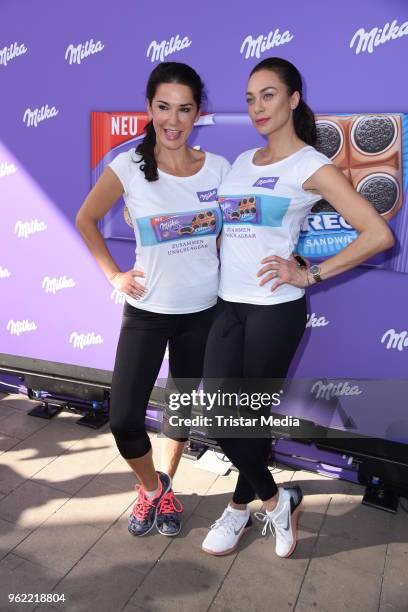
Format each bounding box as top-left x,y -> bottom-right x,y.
228,504 -> 249,515
145,486 -> 160,499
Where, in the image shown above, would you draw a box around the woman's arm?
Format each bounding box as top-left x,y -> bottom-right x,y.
75,168 -> 146,298
258,164 -> 395,290
302,164 -> 395,282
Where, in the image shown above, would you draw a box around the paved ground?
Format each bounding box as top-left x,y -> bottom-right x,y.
0,392 -> 407,612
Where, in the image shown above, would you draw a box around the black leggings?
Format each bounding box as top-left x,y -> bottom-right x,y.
204,297 -> 307,504
109,301 -> 215,459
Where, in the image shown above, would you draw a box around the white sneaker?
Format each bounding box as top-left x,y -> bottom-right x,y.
255,486 -> 303,558
202,506 -> 252,556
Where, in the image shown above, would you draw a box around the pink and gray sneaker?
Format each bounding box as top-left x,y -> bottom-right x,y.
156,489 -> 184,536
128,471 -> 171,537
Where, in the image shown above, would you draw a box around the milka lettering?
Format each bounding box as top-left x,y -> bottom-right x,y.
197,188 -> 217,202
146,35 -> 192,62
306,313 -> 329,328
7,320 -> 37,336
240,29 -> 294,60
65,38 -> 104,65
69,332 -> 104,350
15,219 -> 47,238
0,161 -> 17,177
350,19 -> 408,55
0,42 -> 27,67
23,105 -> 58,128
311,380 -> 362,401
111,289 -> 126,305
253,177 -> 279,190
0,267 -> 11,279
381,329 -> 408,351
42,276 -> 76,294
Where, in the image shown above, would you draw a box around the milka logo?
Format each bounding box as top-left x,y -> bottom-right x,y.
0,42 -> 27,67
69,332 -> 103,350
160,219 -> 179,231
111,288 -> 126,305
311,380 -> 362,401
381,329 -> 408,351
240,29 -> 294,60
0,267 -> 11,279
23,105 -> 58,128
42,276 -> 75,294
65,38 -> 104,65
7,320 -> 37,336
15,219 -> 47,239
146,35 -> 192,63
253,177 -> 279,190
0,161 -> 17,177
350,19 -> 408,55
197,188 -> 217,202
306,313 -> 329,328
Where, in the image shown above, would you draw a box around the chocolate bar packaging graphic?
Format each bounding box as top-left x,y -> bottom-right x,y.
297,113 -> 407,260
150,208 -> 219,243
219,195 -> 261,224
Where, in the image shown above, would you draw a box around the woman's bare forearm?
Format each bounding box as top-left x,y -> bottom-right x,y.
76,218 -> 120,282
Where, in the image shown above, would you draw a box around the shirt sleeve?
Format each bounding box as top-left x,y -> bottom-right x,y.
108,150 -> 133,195
297,149 -> 333,190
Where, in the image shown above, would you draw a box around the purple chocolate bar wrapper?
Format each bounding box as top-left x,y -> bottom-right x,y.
151,208 -> 219,243
219,195 -> 261,225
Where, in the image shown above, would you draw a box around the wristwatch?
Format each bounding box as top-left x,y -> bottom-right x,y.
309,264 -> 322,283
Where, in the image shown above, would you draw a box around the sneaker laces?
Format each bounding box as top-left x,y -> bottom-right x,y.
157,490 -> 184,515
255,506 -> 290,539
132,486 -> 156,520
254,511 -> 276,537
210,509 -> 246,536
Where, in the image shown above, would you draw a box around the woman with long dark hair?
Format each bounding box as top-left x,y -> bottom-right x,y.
76,62 -> 230,538
201,57 -> 394,558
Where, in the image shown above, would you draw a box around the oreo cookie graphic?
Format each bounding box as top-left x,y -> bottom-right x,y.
315,120 -> 344,159
311,199 -> 335,213
357,173 -> 399,215
123,206 -> 134,228
351,115 -> 397,155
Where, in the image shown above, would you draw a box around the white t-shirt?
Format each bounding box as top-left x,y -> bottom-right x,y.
109,149 -> 231,314
218,145 -> 332,305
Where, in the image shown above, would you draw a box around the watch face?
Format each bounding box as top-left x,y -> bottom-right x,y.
310,265 -> 320,274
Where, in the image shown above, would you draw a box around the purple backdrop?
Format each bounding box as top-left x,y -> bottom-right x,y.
1,1 -> 407,418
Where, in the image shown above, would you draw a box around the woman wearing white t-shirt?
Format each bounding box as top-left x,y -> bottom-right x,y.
76,63 -> 230,538
202,57 -> 394,558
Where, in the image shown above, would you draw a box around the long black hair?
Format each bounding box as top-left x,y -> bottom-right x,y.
250,57 -> 316,145
136,62 -> 204,181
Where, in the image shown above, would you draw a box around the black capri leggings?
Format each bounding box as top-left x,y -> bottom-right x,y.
204,296 -> 307,504
109,301 -> 215,459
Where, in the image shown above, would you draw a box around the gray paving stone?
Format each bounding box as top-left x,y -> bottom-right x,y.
50,551 -> 144,611
0,553 -> 65,612
0,517 -> 32,561
90,512 -> 174,576
297,556 -> 381,612
0,410 -> 48,440
34,432 -> 119,495
0,480 -> 68,527
311,531 -> 387,576
379,551 -> 408,612
130,514 -> 236,612
13,519 -> 104,574
0,431 -> 20,453
320,494 -> 394,545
